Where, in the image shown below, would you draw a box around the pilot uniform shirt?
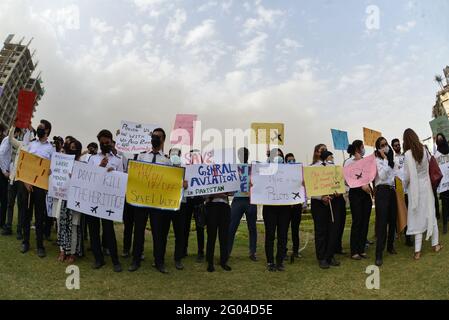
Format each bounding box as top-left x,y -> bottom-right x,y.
88,152 -> 124,172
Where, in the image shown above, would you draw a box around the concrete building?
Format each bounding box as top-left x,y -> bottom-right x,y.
432,66 -> 449,118
0,34 -> 44,128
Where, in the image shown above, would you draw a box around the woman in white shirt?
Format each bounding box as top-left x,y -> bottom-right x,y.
403,129 -> 443,260
373,137 -> 397,267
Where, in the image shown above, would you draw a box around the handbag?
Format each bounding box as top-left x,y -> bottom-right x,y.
427,149 -> 443,191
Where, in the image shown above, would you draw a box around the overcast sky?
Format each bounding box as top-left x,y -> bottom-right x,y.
1,0 -> 448,163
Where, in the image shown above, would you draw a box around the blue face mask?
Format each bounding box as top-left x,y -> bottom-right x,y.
170,155 -> 181,166
287,159 -> 296,164
273,156 -> 284,164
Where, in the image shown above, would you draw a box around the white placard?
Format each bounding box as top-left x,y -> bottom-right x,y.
437,153 -> 449,193
116,120 -> 158,154
48,153 -> 75,200
185,164 -> 240,197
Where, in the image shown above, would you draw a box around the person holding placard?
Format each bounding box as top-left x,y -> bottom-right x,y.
373,137 -> 398,267
402,129 -> 442,260
263,148 -> 291,272
129,128 -> 172,274
21,120 -> 55,258
87,129 -> 123,272
434,133 -> 449,234
228,147 -> 258,262
345,140 -> 373,261
310,150 -> 343,269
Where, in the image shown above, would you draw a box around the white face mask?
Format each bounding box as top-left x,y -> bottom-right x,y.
170,155 -> 181,166
273,156 -> 284,164
326,160 -> 334,165
383,146 -> 390,154
360,148 -> 366,157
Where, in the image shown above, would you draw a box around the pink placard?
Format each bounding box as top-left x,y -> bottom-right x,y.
170,114 -> 198,147
343,154 -> 377,188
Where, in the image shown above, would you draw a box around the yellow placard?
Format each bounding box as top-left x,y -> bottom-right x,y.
126,161 -> 185,210
395,177 -> 408,234
363,127 -> 382,147
251,123 -> 285,145
16,150 -> 51,190
303,166 -> 346,197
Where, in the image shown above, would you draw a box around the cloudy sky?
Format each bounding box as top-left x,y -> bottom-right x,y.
1,0 -> 448,163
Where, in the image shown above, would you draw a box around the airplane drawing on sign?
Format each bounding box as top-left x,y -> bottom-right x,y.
91,206 -> 98,214
271,131 -> 283,144
355,171 -> 363,180
292,192 -> 301,200
106,210 -> 114,216
75,201 -> 81,208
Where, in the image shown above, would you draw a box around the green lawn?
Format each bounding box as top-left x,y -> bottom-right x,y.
1,211 -> 449,300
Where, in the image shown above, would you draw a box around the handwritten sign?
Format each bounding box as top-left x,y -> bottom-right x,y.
430,116 -> 449,139
16,90 -> 37,129
16,150 -> 51,190
126,161 -> 185,210
170,114 -> 198,147
116,121 -> 157,154
343,154 -> 377,188
48,153 -> 75,200
234,164 -> 251,197
363,127 -> 382,147
331,129 -> 349,151
185,164 -> 240,197
250,163 -> 305,205
395,177 -> 407,234
303,166 -> 346,197
251,123 -> 284,145
436,152 -> 449,193
67,161 -> 128,222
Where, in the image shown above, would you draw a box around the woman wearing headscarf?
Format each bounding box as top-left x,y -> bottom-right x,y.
434,133 -> 449,234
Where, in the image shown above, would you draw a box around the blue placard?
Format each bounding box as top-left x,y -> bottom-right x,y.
331,129 -> 349,151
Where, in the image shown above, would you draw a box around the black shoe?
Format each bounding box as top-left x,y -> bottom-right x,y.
175,260 -> 184,270
196,253 -> 205,263
16,233 -> 23,240
93,261 -> 106,269
328,258 -> 340,267
249,253 -> 258,262
157,265 -> 169,274
267,263 -> 277,272
207,264 -> 215,272
37,248 -> 46,258
221,264 -> 232,271
388,248 -> 398,255
360,253 -> 368,259
128,262 -> 141,272
121,251 -> 130,258
113,264 -> 122,273
1,228 -> 12,236
20,243 -> 30,254
276,263 -> 285,272
375,259 -> 383,267
444,224 -> 448,234
292,252 -> 302,259
319,260 -> 330,269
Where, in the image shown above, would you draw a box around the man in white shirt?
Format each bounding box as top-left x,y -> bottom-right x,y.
87,129 -> 123,272
129,128 -> 172,274
21,120 -> 55,258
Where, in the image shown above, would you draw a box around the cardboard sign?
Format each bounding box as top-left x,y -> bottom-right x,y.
116,121 -> 157,154
363,127 -> 382,147
331,129 -> 349,151
185,164 -> 240,197
303,165 -> 346,197
170,114 -> 198,147
251,123 -> 284,145
16,90 -> 37,129
343,154 -> 377,188
48,153 -> 75,200
126,161 -> 185,211
430,116 -> 449,139
436,153 -> 449,193
67,161 -> 128,222
234,164 -> 251,197
16,150 -> 51,190
250,163 -> 305,205
395,177 -> 407,234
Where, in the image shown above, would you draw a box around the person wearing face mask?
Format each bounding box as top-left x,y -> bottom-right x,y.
434,133 -> 449,234
263,148 -> 291,272
129,128 -> 172,273
56,140 -> 84,263
373,137 -> 398,267
20,120 -> 55,258
345,140 -> 373,261
87,129 -> 123,272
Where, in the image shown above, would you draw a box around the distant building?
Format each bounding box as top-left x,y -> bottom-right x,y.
432,66 -> 449,118
0,34 -> 44,128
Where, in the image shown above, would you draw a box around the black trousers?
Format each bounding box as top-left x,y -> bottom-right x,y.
131,206 -> 148,264
434,189 -> 440,219
0,173 -> 9,229
440,191 -> 449,226
149,210 -> 172,267
5,181 -> 22,232
334,196 -> 347,253
17,182 -> 28,237
22,186 -> 47,249
205,202 -> 231,266
288,204 -> 303,254
183,200 -> 205,256
86,215 -> 119,265
263,205 -> 290,265
349,188 -> 372,255
311,198 -> 342,261
375,186 -> 397,259
170,210 -> 186,262
123,202 -> 135,254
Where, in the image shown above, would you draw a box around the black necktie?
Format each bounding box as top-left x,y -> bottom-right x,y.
152,152 -> 157,163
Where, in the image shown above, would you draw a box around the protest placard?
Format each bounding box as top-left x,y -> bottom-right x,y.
116,121 -> 157,154
126,161 -> 185,210
234,164 -> 250,197
436,152 -> 449,193
430,116 -> 449,139
250,163 -> 305,205
16,150 -> 51,190
251,123 -> 284,145
67,161 -> 128,222
363,127 -> 382,147
303,166 -> 346,197
343,154 -> 377,188
15,90 -> 36,129
395,177 -> 407,234
48,153 -> 75,200
331,129 -> 350,151
185,164 -> 240,197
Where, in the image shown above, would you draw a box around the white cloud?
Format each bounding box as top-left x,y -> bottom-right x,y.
184,20 -> 216,47
197,1 -> 218,12
164,9 -> 187,42
235,32 -> 268,68
243,2 -> 284,34
396,21 -> 416,33
31,4 -> 80,37
276,38 -> 302,54
90,18 -> 113,34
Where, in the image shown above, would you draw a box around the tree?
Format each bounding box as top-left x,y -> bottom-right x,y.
435,74 -> 445,90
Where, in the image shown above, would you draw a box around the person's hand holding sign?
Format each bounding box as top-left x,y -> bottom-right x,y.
100,157 -> 109,168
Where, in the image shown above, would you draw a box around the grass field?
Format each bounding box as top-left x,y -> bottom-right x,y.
1,210 -> 449,300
